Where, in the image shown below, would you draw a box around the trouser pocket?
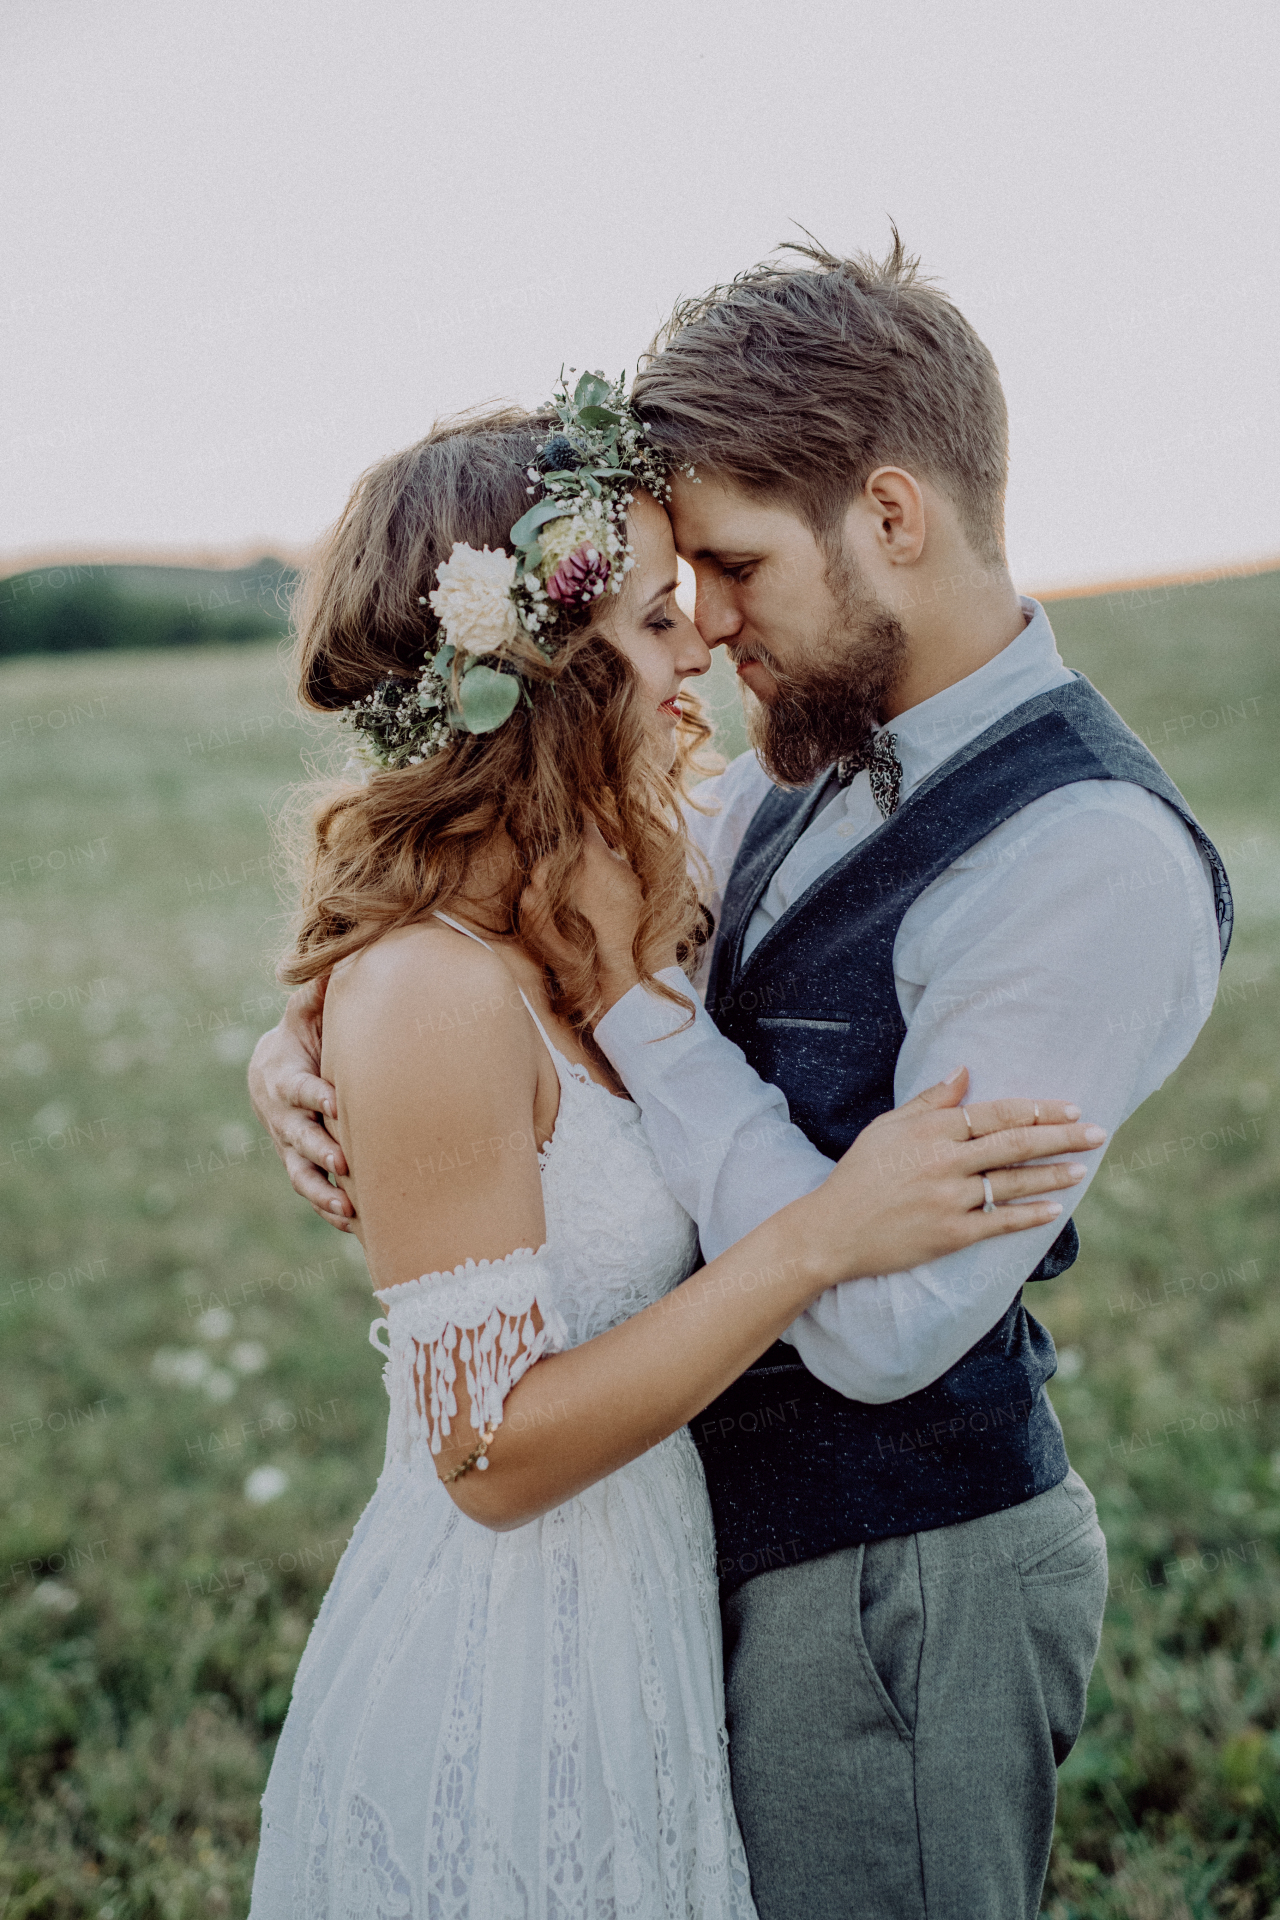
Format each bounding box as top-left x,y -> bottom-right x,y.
1017,1510 -> 1108,1764
854,1531 -> 925,1741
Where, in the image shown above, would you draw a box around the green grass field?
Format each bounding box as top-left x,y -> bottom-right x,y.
1,572 -> 1277,1918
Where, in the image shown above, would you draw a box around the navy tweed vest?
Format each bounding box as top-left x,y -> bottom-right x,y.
695,676 -> 1231,1596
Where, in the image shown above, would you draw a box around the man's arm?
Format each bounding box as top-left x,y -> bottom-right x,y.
262,922 -> 1098,1530
596,783 -> 1220,1403
247,976 -> 354,1227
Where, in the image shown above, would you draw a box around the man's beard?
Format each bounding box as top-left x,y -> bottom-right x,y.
741,554 -> 909,789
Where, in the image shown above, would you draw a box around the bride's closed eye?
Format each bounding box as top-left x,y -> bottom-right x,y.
647,615 -> 677,633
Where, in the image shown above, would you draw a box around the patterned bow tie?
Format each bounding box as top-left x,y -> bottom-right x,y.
836,730 -> 903,818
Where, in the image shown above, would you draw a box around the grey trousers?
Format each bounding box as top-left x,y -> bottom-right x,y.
722,1470 -> 1108,1920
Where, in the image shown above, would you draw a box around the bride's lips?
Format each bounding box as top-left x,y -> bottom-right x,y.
658,697 -> 682,720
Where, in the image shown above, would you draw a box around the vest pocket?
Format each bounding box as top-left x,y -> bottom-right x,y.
756,1015 -> 851,1032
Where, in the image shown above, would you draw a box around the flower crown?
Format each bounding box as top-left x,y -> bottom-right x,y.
342,370 -> 686,771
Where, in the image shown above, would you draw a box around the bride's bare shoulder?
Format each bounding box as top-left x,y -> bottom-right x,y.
325,920 -> 534,1073
323,922 -> 547,1277
333,917 -> 510,998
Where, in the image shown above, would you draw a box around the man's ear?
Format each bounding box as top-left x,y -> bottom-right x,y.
850,467 -> 927,567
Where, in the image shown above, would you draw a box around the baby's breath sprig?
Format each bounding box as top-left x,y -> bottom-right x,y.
341,659 -> 455,772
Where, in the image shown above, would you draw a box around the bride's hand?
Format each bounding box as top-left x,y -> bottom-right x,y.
803,1067 -> 1105,1284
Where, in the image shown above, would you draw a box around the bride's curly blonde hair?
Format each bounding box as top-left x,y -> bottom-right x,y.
279,406 -> 718,1033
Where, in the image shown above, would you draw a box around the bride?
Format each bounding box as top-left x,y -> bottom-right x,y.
248,376 -> 1095,1918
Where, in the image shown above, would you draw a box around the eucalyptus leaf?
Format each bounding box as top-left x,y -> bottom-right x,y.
509,499 -> 574,547
577,404 -> 621,429
573,372 -> 613,410
458,665 -> 521,734
432,642 -> 455,677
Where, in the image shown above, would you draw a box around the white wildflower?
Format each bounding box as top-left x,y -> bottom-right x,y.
245,1466 -> 289,1505
34,1582 -> 79,1613
151,1348 -> 211,1387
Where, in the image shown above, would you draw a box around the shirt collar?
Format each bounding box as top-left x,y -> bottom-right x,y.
875,597 -> 1073,802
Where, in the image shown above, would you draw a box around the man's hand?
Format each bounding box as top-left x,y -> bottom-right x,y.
247,976 -> 355,1229
523,820 -> 670,1015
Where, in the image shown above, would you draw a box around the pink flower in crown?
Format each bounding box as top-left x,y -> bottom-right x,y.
545,541 -> 611,607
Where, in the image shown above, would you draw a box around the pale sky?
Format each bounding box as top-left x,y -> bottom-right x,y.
3,0 -> 1277,589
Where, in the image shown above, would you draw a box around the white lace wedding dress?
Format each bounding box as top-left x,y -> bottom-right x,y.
249,920 -> 756,1919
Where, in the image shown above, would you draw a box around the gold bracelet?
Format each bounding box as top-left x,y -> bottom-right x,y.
441,1423 -> 497,1483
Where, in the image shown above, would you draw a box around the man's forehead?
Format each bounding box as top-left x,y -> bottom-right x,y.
668,475 -> 786,556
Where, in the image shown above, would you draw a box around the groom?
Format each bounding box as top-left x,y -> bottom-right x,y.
250,238 -> 1230,1918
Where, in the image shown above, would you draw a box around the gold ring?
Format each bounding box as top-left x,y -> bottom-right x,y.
982,1176 -> 995,1214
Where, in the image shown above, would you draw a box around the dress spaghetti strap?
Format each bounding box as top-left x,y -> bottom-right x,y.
432,911 -> 565,1066
432,909 -> 493,948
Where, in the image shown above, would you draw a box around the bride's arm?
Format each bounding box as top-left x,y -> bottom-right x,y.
331,927 -> 1097,1533
323,927 -> 549,1284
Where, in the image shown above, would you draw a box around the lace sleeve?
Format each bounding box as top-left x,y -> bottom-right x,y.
370,1246 -> 568,1462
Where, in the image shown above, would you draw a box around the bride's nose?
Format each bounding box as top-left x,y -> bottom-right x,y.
674,605 -> 712,679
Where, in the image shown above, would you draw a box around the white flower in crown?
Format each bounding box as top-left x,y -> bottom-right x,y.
428,542 -> 521,655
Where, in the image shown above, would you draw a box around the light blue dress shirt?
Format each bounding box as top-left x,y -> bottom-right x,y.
596,601 -> 1221,1403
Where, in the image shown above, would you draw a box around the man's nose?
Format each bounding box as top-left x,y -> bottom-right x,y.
693,576 -> 743,649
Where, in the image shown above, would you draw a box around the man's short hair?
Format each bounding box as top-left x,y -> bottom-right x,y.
633,232 -> 1009,566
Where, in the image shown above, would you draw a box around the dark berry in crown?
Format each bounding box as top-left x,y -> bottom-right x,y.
536,435 -> 584,474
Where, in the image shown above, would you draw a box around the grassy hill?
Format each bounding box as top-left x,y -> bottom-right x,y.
0,570 -> 1276,1916
0,561 -> 296,660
